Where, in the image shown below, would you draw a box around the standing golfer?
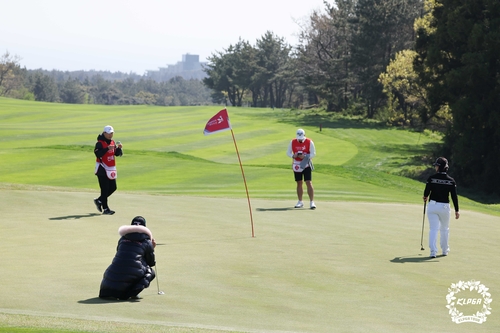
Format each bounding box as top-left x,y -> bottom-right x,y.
423,157 -> 460,258
94,125 -> 122,215
287,128 -> 316,209
99,216 -> 157,300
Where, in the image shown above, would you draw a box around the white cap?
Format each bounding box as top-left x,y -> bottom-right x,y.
103,125 -> 114,134
296,128 -> 305,140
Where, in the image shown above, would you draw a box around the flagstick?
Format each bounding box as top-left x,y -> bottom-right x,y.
230,129 -> 255,238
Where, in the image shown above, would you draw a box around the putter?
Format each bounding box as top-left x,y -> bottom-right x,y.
154,266 -> 164,295
420,201 -> 426,251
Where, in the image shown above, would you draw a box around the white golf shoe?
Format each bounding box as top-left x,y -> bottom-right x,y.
294,201 -> 304,208
310,201 -> 316,209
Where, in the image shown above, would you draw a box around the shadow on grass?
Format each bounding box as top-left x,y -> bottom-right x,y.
458,187 -> 500,205
271,110 -> 386,130
256,207 -> 296,211
49,213 -> 101,220
78,297 -> 141,304
369,142 -> 439,157
390,254 -> 444,263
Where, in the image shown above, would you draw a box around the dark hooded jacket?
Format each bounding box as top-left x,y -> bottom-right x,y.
99,225 -> 156,300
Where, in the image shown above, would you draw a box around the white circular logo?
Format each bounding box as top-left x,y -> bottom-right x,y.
446,280 -> 492,324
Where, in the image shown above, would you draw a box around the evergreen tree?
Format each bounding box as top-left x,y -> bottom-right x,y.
203,40 -> 252,107
254,31 -> 293,108
28,71 -> 59,102
415,0 -> 500,194
59,78 -> 86,104
351,0 -> 423,118
296,0 -> 356,111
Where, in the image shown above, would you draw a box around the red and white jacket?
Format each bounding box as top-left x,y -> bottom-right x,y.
94,135 -> 122,179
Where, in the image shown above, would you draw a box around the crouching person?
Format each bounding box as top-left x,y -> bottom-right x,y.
99,216 -> 157,300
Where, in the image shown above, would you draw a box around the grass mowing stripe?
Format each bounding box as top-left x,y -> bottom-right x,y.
0,101 -> 498,214
1,99 -> 500,332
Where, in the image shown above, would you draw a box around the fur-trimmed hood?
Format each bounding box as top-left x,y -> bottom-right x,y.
118,225 -> 153,239
100,224 -> 156,299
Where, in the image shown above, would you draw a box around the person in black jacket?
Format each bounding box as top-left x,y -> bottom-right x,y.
423,157 -> 460,258
99,216 -> 157,300
94,125 -> 123,215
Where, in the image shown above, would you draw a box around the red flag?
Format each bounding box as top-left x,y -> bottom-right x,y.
203,108 -> 231,135
203,107 -> 254,237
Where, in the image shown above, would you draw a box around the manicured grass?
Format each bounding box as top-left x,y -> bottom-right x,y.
0,328 -> 76,333
1,98 -> 499,333
1,191 -> 499,333
0,98 -> 498,214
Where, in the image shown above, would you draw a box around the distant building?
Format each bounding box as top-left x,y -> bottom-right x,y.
182,54 -> 200,70
146,54 -> 207,82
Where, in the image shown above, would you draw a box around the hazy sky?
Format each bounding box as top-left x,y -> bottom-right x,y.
1,0 -> 326,74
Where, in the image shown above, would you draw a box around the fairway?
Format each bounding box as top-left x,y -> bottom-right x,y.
0,99 -> 499,332
0,189 -> 499,333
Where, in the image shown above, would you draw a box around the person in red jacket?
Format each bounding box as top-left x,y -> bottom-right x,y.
94,125 -> 123,215
286,128 -> 317,209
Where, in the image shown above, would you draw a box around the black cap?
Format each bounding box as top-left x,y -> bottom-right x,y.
131,216 -> 146,226
433,157 -> 449,171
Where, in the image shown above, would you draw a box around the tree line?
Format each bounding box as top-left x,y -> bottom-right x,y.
1,0 -> 499,195
203,1 -> 424,119
202,0 -> 500,196
414,0 -> 500,196
0,54 -> 213,106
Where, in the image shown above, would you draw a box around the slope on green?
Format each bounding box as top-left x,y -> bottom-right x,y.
0,190 -> 499,333
1,98 -> 499,333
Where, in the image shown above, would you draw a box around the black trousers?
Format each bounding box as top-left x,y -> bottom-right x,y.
97,174 -> 117,210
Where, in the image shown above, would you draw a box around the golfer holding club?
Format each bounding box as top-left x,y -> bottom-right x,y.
287,128 -> 316,209
423,157 -> 460,258
93,125 -> 123,215
99,216 -> 157,300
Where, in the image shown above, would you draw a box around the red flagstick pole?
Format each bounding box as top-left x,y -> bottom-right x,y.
230,128 -> 255,237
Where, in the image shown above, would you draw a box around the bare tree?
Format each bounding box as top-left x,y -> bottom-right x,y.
0,51 -> 23,96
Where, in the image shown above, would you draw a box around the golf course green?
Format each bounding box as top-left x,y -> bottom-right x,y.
0,98 -> 498,333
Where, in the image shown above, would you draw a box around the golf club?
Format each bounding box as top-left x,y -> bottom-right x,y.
154,265 -> 164,295
420,201 -> 426,251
